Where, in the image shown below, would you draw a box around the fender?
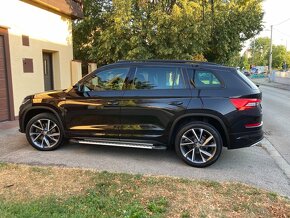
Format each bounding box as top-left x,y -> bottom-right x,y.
169,112 -> 230,145
21,105 -> 65,134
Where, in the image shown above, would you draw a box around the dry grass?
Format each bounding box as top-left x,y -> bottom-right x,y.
0,163 -> 289,217
138,177 -> 290,218
0,163 -> 94,201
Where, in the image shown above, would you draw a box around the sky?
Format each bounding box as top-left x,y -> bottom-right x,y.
254,0 -> 290,50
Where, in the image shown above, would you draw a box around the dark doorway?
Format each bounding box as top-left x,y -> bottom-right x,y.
43,52 -> 54,91
0,35 -> 9,121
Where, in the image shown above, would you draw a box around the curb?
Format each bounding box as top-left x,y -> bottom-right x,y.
261,138 -> 290,180
253,80 -> 290,91
259,83 -> 290,91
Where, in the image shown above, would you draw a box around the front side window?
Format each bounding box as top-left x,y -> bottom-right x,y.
83,68 -> 129,91
194,70 -> 222,88
132,67 -> 185,90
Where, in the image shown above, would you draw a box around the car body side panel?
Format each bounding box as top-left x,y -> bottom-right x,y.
19,90 -> 67,132
119,89 -> 192,145
197,68 -> 263,149
62,89 -> 123,139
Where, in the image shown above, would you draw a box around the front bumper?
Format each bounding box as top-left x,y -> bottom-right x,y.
18,99 -> 33,133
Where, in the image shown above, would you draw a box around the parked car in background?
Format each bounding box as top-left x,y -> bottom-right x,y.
19,60 -> 263,168
250,67 -> 258,74
243,71 -> 251,77
251,66 -> 268,74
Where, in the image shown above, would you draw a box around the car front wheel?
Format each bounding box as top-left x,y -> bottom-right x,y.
25,113 -> 64,151
175,122 -> 222,168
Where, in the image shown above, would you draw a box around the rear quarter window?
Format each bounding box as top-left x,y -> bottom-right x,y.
187,69 -> 223,88
236,70 -> 259,90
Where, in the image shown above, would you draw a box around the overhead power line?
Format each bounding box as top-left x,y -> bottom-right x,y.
274,17 -> 290,26
273,27 -> 290,39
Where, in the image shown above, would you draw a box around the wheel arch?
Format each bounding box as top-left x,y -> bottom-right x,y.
169,113 -> 230,148
21,106 -> 65,133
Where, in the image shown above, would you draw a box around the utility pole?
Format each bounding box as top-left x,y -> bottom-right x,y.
268,18 -> 290,76
287,40 -> 288,71
283,39 -> 288,71
269,25 -> 273,81
252,37 -> 256,66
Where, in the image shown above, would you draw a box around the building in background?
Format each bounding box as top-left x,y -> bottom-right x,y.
0,0 -> 83,121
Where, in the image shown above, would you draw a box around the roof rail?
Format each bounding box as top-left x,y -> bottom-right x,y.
117,59 -> 219,66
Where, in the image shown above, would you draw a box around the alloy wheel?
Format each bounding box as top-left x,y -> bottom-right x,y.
179,128 -> 217,164
29,119 -> 61,149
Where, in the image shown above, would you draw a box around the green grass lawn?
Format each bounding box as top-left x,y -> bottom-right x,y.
0,163 -> 289,218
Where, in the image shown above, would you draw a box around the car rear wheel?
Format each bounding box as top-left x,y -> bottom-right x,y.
175,122 -> 222,168
25,113 -> 64,151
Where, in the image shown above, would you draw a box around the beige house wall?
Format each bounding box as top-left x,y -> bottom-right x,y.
88,63 -> 98,74
71,60 -> 82,85
0,0 -> 74,116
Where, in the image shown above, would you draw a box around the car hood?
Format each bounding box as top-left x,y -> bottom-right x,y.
33,90 -> 67,99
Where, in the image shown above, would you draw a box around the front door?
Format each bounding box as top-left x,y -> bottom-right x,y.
0,35 -> 9,121
43,52 -> 53,91
63,67 -> 130,139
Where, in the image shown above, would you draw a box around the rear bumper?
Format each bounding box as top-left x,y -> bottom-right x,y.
228,128 -> 263,149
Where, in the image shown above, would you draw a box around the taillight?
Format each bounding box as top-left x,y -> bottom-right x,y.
230,98 -> 261,111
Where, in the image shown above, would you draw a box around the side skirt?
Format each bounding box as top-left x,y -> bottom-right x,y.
70,139 -> 167,150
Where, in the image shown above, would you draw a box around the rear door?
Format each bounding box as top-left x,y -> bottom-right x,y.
119,65 -> 191,145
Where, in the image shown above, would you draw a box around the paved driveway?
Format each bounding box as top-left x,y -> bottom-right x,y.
0,126 -> 289,197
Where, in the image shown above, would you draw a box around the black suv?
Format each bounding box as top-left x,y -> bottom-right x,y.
19,60 -> 263,167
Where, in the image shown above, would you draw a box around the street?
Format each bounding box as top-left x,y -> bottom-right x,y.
260,85 -> 290,164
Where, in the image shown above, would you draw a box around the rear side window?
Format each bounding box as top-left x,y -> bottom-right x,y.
132,67 -> 185,90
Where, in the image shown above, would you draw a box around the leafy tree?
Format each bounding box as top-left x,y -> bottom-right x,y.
73,0 -> 264,66
249,37 -> 271,66
73,0 -> 112,63
239,54 -> 250,70
245,37 -> 289,70
225,51 -> 241,67
204,0 -> 264,63
286,51 -> 290,69
272,45 -> 287,69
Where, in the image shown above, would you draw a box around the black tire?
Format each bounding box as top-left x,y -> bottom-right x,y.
175,121 -> 222,168
25,113 -> 64,151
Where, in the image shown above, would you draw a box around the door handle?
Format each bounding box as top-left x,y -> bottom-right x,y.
170,101 -> 183,106
107,100 -> 119,106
